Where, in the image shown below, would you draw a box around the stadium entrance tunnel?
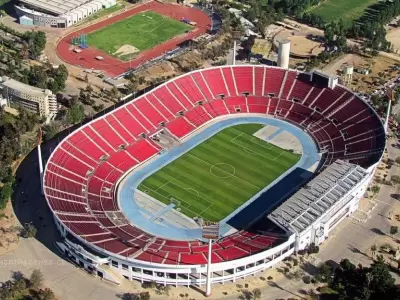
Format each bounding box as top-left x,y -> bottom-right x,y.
118,116 -> 320,240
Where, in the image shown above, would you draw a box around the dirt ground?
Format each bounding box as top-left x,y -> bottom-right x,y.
269,19 -> 325,58
322,53 -> 400,93
288,35 -> 324,56
386,27 -> 400,54
0,201 -> 20,255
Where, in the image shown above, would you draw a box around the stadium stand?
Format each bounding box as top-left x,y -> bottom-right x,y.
45,66 -> 385,285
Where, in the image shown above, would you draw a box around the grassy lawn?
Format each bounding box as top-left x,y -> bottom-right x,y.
308,0 -> 378,27
88,11 -> 190,59
138,124 -> 300,222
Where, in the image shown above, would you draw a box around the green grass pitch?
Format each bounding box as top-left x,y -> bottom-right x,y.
307,0 -> 377,27
138,124 -> 300,222
87,11 -> 191,59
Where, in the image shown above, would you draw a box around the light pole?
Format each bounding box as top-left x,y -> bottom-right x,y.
202,222 -> 220,297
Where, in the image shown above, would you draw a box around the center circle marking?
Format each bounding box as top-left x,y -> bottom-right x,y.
210,163 -> 236,179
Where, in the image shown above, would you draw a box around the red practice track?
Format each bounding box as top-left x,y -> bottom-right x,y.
56,1 -> 211,77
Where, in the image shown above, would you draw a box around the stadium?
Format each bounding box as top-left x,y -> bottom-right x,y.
56,1 -> 219,76
43,65 -> 386,290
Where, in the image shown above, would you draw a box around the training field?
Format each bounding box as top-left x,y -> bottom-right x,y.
138,124 -> 300,222
308,0 -> 377,27
87,11 -> 191,60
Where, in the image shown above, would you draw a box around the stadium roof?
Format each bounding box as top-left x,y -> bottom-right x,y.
269,160 -> 368,233
19,0 -> 101,15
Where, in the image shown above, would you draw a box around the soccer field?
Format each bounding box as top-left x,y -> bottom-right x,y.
87,11 -> 191,60
308,0 -> 377,27
138,124 -> 300,222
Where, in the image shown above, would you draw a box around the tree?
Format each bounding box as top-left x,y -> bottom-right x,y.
391,175 -> 400,185
317,262 -> 333,283
252,288 -> 261,299
66,103 -> 85,125
139,291 -> 150,300
38,288 -> 56,300
25,31 -> 46,58
371,244 -> 377,258
43,122 -> 61,141
371,185 -> 380,195
390,226 -> 398,237
395,156 -> 400,165
29,269 -> 43,288
330,257 -> 400,300
22,222 -> 37,238
307,243 -> 320,254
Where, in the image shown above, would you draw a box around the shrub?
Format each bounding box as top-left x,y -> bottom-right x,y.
311,278 -> 317,284
29,269 -> 43,288
303,275 -> 312,284
142,281 -> 157,289
267,276 -> 273,280
21,223 -> 37,238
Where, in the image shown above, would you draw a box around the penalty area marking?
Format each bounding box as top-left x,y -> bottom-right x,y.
209,163 -> 236,179
185,188 -> 200,196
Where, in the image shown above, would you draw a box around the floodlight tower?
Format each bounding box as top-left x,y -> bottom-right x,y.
202,222 -> 220,297
277,39 -> 291,69
37,127 -> 44,195
232,31 -> 242,65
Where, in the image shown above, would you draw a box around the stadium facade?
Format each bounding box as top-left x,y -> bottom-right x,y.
15,0 -> 116,28
43,66 -> 386,286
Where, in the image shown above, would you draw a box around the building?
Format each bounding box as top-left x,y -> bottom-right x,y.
269,160 -> 371,250
0,76 -> 58,118
14,0 -> 116,28
42,66 -> 385,287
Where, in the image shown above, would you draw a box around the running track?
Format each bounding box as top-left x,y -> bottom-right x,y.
56,1 -> 211,77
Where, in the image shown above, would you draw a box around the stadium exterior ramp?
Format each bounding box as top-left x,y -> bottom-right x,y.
44,65 -> 386,287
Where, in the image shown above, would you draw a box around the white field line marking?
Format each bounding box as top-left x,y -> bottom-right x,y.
167,181 -> 213,206
187,153 -> 261,190
229,132 -> 280,161
141,183 -> 213,220
230,132 -> 243,143
249,136 -> 273,149
154,180 -> 170,192
140,184 -> 192,209
230,138 -> 278,161
198,203 -> 214,217
273,150 -> 285,161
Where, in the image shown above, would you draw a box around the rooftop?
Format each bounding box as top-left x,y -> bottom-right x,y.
1,76 -> 52,98
269,160 -> 369,233
19,0 -> 109,15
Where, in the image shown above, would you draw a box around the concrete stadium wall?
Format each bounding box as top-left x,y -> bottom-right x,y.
15,0 -> 116,28
55,222 -> 296,286
15,5 -> 68,28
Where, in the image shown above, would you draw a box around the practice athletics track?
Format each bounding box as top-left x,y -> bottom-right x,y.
56,1 -> 211,77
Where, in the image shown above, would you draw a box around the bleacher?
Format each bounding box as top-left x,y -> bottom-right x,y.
43,66 -> 385,266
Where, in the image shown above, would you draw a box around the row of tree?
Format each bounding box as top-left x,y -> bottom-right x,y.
0,269 -> 56,300
19,63 -> 69,94
0,107 -> 41,209
325,256 -> 400,299
0,23 -> 46,59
